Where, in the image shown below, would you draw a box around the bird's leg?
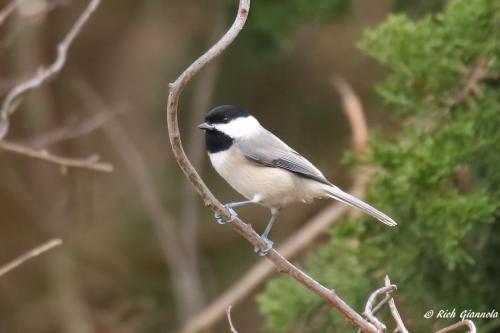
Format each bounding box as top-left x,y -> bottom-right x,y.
254,208 -> 280,256
214,200 -> 254,225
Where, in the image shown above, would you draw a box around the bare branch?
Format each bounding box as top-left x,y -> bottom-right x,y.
0,0 -> 101,139
332,76 -> 368,154
356,290 -> 394,333
166,1 -> 377,332
0,140 -> 113,172
72,78 -> 206,323
21,108 -> 127,148
371,294 -> 393,317
178,10 -> 227,316
226,306 -> 239,333
435,320 -> 476,333
0,238 -> 62,277
385,275 -> 409,333
364,285 -> 397,332
180,77 -> 373,333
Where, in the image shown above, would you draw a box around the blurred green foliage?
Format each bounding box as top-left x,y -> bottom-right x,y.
258,0 -> 500,331
226,0 -> 350,60
393,0 -> 446,17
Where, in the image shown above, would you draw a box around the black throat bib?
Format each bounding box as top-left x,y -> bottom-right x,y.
205,129 -> 234,153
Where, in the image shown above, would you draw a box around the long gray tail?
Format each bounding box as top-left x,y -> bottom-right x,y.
324,184 -> 397,227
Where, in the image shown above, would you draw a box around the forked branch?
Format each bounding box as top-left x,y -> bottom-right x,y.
0,0 -> 101,139
364,284 -> 397,331
0,140 -> 113,172
165,0 -> 377,332
0,0 -> 112,173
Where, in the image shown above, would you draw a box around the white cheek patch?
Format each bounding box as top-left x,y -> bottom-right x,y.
214,116 -> 261,138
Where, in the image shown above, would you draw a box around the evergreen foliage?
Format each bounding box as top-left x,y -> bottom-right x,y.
258,0 -> 500,331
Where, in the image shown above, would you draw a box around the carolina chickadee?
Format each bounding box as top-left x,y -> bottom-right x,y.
199,105 -> 396,255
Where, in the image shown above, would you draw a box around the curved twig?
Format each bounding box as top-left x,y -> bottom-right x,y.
226,306 -> 239,333
385,275 -> 409,333
0,0 -> 101,139
435,320 -> 476,333
364,285 -> 397,332
166,1 -> 376,332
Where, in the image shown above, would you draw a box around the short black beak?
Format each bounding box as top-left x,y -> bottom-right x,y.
198,122 -> 214,130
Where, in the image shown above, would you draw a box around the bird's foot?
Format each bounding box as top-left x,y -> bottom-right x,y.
214,205 -> 238,225
254,237 -> 274,256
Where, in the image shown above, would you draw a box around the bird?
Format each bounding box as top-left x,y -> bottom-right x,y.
198,105 -> 397,256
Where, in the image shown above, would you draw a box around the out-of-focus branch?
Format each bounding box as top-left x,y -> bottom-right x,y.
435,320 -> 476,333
385,275 -> 409,333
17,0 -> 69,18
0,0 -> 112,173
226,306 -> 238,333
0,140 -> 113,172
363,284 -> 397,332
0,238 -> 62,277
179,8 -> 226,317
166,0 -> 377,331
332,76 -> 368,154
73,78 -> 206,324
21,108 -> 127,148
0,0 -> 101,139
180,77 -> 371,333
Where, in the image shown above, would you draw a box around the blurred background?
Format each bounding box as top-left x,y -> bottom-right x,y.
1,0 -> 499,332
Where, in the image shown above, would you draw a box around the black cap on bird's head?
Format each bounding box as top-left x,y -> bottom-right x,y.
198,105 -> 250,130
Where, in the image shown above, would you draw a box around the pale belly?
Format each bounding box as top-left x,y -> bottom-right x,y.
209,148 -> 323,208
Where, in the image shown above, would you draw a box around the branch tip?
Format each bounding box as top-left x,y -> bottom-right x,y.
0,238 -> 63,277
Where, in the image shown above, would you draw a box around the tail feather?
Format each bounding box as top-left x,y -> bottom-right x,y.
324,185 -> 397,227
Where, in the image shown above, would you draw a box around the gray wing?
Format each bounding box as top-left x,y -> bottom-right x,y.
236,129 -> 330,185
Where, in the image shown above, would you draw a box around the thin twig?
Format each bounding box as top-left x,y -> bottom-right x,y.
0,238 -> 62,277
179,8 -> 226,315
385,275 -> 409,333
21,108 -> 127,148
332,76 -> 368,154
179,77 -> 373,333
357,289 -> 396,333
435,320 -> 476,333
165,1 -> 377,332
0,140 -> 113,172
0,0 -> 101,139
226,306 -> 239,333
364,284 -> 397,332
